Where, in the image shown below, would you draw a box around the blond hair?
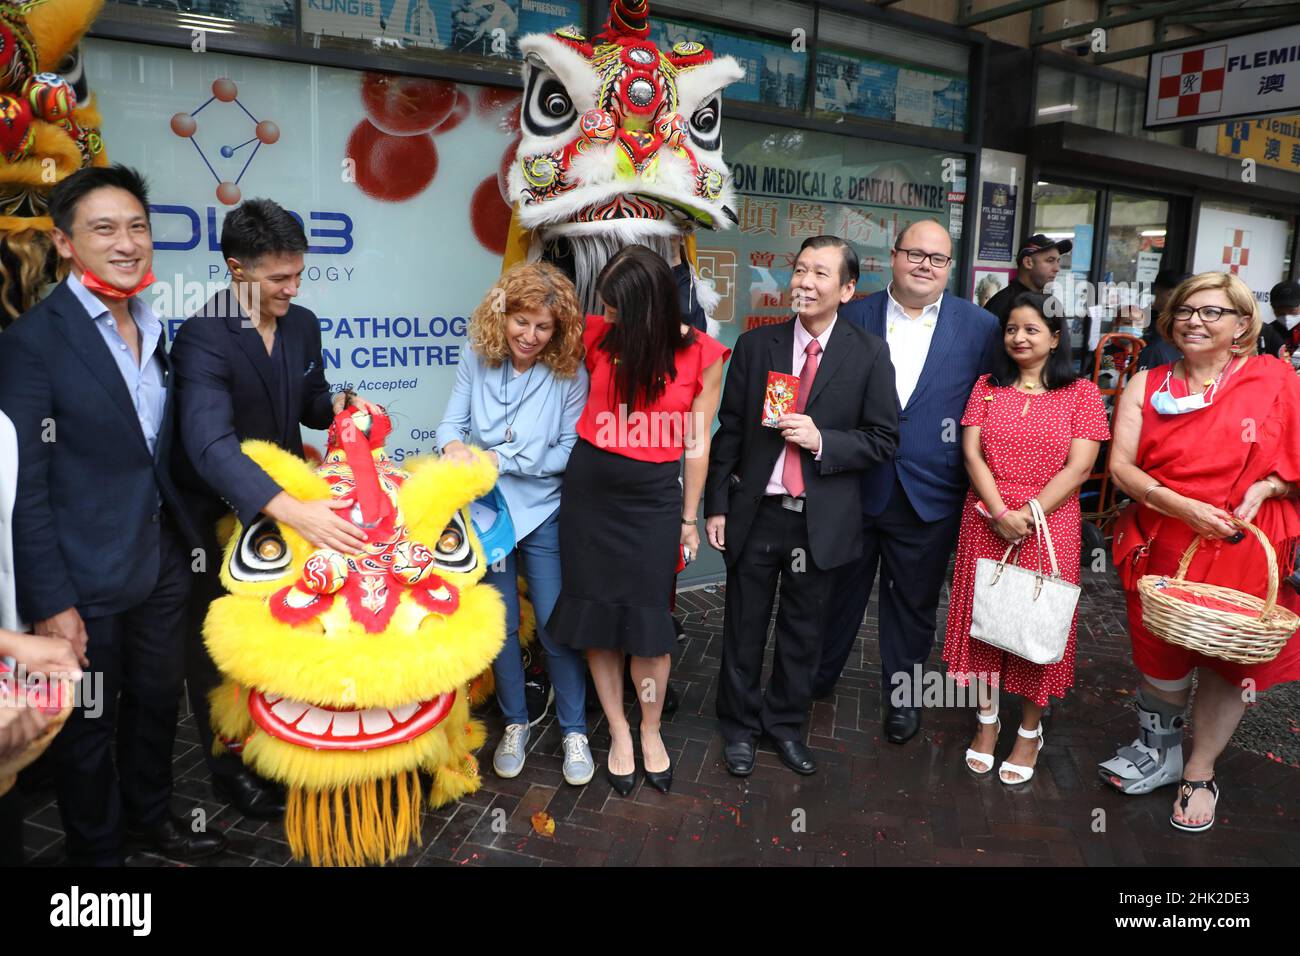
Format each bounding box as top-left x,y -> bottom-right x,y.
1156,271 -> 1262,354
467,261 -> 583,378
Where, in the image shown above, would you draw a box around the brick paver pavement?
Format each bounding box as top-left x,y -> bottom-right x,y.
19,567 -> 1300,866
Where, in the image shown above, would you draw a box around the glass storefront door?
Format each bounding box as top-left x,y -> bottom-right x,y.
1030,180 -> 1099,352
1103,192 -> 1170,289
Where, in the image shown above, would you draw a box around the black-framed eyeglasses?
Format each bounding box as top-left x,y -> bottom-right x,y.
1170,305 -> 1239,323
895,248 -> 952,269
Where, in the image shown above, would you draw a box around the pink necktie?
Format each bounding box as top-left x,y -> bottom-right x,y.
781,339 -> 821,498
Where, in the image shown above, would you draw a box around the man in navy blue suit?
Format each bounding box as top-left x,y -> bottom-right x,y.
0,165 -> 227,864
170,199 -> 379,818
816,219 -> 1000,744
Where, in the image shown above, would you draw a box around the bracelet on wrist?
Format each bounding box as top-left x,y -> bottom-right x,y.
992,507 -> 1009,522
682,516 -> 697,524
1142,482 -> 1162,504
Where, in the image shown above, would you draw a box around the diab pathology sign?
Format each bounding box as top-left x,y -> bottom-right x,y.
86,38 -> 522,456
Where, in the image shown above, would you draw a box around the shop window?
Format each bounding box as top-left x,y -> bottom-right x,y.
1036,64 -> 1185,146
814,11 -> 969,134
708,120 -> 964,345
646,15 -> 808,111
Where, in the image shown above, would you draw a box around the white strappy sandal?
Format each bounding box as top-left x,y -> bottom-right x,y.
965,708 -> 1000,775
999,724 -> 1044,785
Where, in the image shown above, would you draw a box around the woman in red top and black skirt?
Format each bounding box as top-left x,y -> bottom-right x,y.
548,246 -> 729,796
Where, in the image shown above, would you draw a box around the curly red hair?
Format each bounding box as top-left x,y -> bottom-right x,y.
468,262 -> 584,378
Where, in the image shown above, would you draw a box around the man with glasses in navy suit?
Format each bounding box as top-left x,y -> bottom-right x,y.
815,219 -> 1000,744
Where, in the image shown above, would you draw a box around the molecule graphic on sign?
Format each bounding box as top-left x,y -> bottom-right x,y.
170,78 -> 280,205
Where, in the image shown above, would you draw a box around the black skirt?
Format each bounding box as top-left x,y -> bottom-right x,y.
549,439 -> 680,657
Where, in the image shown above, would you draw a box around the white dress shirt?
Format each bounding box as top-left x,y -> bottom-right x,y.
885,284 -> 942,408
765,315 -> 834,496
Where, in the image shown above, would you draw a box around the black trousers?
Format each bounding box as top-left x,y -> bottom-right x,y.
0,785 -> 23,866
52,521 -> 189,865
183,526 -> 247,787
717,498 -> 833,744
815,480 -> 962,701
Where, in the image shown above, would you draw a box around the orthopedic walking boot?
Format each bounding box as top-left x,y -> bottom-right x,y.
1098,687 -> 1185,794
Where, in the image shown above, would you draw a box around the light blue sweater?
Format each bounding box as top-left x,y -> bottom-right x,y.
435,351 -> 589,540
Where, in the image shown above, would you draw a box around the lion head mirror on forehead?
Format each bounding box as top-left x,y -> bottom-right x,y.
501,0 -> 743,315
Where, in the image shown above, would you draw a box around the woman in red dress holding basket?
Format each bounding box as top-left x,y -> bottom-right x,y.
1101,271 -> 1300,832
943,292 -> 1110,785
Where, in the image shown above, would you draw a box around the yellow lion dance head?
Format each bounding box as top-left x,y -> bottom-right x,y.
204,407 -> 506,866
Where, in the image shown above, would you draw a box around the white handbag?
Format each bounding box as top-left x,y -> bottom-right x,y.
969,499 -> 1080,666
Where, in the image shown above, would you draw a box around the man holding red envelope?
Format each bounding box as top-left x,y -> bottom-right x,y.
705,235 -> 897,777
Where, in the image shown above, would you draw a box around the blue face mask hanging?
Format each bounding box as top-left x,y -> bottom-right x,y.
1149,370 -> 1217,416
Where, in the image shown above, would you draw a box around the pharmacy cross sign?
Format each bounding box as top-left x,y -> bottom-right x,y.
1222,228 -> 1251,276
1156,46 -> 1227,120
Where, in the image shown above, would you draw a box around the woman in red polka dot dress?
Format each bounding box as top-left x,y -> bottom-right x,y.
943,292 -> 1110,785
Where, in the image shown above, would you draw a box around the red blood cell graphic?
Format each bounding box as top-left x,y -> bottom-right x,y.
170,112 -> 197,137
471,174 -> 512,255
212,78 -> 238,102
475,87 -> 521,117
255,120 -> 280,144
361,72 -> 457,136
216,181 -> 241,205
497,133 -> 520,204
346,120 -> 438,202
430,89 -> 470,136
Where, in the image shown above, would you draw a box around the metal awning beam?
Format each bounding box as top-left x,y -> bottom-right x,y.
1091,14 -> 1297,64
1031,0 -> 1225,45
1165,2 -> 1300,22
957,0 -> 1058,29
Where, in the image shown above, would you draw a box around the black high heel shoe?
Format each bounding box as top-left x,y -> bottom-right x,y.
606,765 -> 636,797
643,760 -> 673,794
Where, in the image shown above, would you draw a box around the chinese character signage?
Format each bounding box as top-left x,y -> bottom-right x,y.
1145,23 -> 1300,128
1217,114 -> 1300,174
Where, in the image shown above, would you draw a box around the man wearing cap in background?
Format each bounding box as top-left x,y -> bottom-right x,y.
1261,279 -> 1300,362
983,233 -> 1073,323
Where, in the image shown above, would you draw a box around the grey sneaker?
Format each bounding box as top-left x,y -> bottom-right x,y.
493,723 -> 530,778
561,732 -> 595,786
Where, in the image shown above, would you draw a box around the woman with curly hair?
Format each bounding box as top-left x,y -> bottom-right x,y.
435,262 -> 593,785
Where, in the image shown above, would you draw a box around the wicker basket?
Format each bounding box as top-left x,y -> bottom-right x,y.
1138,520 -> 1300,665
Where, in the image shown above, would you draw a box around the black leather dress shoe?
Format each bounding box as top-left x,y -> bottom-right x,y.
213,771 -> 286,819
768,737 -> 817,775
723,741 -> 755,776
884,705 -> 922,744
126,816 -> 228,862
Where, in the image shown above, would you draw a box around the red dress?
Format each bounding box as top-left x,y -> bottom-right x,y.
1112,356 -> 1300,690
942,376 -> 1111,705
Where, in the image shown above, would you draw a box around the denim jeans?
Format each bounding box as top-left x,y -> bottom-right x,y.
483,508 -> 588,736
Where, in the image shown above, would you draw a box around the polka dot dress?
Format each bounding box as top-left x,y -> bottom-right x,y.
941,375 -> 1111,706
